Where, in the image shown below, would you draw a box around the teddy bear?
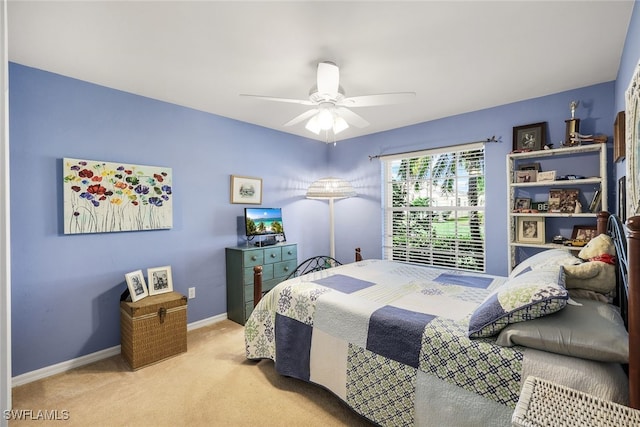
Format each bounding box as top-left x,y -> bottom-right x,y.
563,233 -> 616,295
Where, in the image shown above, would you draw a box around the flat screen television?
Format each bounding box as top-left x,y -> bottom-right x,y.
244,208 -> 285,238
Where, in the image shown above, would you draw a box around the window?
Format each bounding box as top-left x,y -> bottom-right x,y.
382,143 -> 486,272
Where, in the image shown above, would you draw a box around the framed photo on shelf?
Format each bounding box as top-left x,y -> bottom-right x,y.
230,175 -> 263,204
515,170 -> 537,183
614,110 -> 625,162
517,216 -> 545,244
537,170 -> 556,182
147,266 -> 173,296
514,198 -> 531,210
125,270 -> 148,302
513,122 -> 547,151
548,188 -> 579,213
571,225 -> 597,242
519,162 -> 541,171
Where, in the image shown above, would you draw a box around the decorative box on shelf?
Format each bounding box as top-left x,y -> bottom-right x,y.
120,291 -> 187,370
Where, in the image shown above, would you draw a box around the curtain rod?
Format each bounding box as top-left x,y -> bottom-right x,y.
368,135 -> 501,161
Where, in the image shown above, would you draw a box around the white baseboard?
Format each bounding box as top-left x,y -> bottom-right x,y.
12,313 -> 228,387
187,312 -> 227,331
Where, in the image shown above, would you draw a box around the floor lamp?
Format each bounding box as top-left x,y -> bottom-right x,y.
306,177 -> 356,260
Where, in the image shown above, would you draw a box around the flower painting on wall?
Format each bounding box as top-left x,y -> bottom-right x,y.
63,158 -> 173,234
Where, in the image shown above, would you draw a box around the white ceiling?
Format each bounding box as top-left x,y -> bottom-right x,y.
7,1 -> 635,143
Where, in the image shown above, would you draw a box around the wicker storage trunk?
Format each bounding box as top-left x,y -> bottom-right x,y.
120,291 -> 187,370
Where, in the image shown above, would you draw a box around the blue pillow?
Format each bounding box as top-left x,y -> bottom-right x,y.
468,266 -> 568,338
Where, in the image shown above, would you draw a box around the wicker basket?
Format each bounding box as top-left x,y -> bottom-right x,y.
120,292 -> 187,370
512,376 -> 640,427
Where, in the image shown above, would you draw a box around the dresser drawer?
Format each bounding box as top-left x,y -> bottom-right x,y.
243,250 -> 264,267
244,264 -> 273,286
274,259 -> 297,279
281,245 -> 297,261
264,247 -> 282,264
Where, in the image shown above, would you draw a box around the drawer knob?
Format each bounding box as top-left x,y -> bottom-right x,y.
251,256 -> 257,261
270,253 -> 276,258
287,250 -> 292,255
284,266 -> 289,271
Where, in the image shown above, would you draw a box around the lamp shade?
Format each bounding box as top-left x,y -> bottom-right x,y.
306,177 -> 356,199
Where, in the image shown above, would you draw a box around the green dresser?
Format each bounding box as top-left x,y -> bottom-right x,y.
225,243 -> 297,325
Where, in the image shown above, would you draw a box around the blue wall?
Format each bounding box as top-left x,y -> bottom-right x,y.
9,0 -> 639,377
9,64 -> 330,375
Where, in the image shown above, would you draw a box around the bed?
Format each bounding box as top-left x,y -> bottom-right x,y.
245,213 -> 638,426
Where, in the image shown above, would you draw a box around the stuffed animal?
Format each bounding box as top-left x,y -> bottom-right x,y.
563,234 -> 616,295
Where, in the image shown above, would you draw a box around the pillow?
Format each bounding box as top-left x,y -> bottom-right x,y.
495,298 -> 628,363
510,249 -> 580,278
468,266 -> 568,338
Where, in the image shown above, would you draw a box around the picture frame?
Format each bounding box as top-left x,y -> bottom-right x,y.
519,162 -> 541,171
571,225 -> 597,242
63,158 -> 173,234
548,188 -> 579,213
619,176 -> 627,222
230,175 -> 262,205
125,270 -> 148,302
536,170 -> 556,182
513,122 -> 547,151
147,266 -> 173,295
626,59 -> 640,217
515,170 -> 537,183
514,198 -> 531,210
614,110 -> 625,162
517,216 -> 545,244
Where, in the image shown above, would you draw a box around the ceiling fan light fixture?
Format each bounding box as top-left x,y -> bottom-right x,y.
317,108 -> 334,130
305,114 -> 322,135
333,116 -> 349,134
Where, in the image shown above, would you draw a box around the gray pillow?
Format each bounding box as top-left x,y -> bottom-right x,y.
495,298 -> 628,363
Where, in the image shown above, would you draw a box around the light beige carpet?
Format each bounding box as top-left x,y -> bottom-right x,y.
10,320 -> 375,426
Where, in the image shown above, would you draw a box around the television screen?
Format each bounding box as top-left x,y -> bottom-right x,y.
244,208 -> 285,237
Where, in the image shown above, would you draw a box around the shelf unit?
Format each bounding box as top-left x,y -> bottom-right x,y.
507,144 -> 608,271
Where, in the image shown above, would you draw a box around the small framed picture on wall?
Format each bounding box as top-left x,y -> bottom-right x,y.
230,175 -> 263,204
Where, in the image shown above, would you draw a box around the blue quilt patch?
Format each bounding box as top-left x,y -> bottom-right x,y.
274,313 -> 312,380
313,274 -> 374,294
434,273 -> 494,289
367,306 -> 435,368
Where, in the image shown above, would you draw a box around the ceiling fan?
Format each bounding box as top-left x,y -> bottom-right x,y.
240,61 -> 416,136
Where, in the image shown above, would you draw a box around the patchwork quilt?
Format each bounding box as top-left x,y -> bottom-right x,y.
245,260 -> 628,426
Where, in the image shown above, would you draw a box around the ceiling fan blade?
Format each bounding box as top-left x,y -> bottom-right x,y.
240,94 -> 313,106
317,61 -> 339,95
284,109 -> 319,127
338,92 -> 416,107
335,107 -> 370,128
